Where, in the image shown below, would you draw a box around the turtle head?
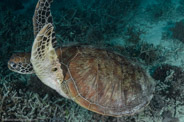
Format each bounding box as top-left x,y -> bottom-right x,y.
31,23 -> 65,96
8,53 -> 34,74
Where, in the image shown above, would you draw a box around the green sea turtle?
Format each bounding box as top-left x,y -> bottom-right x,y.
8,0 -> 155,116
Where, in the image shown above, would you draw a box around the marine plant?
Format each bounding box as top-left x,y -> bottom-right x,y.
53,0 -> 141,46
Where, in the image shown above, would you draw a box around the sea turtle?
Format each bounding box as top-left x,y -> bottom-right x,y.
8,0 -> 155,116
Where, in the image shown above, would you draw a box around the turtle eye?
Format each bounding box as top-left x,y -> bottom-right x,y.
52,67 -> 58,72
10,62 -> 17,68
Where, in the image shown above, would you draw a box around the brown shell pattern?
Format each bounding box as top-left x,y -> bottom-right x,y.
59,47 -> 154,116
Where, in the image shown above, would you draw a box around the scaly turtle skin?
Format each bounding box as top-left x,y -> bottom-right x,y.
8,0 -> 155,117
8,53 -> 33,74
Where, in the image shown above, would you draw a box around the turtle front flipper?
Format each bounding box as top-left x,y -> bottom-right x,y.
33,0 -> 57,47
8,0 -> 57,75
31,23 -> 68,98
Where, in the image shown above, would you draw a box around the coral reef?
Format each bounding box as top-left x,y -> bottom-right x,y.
124,42 -> 162,65
152,64 -> 184,101
52,0 -> 141,46
149,64 -> 184,121
0,0 -> 24,11
145,0 -> 176,22
170,20 -> 184,43
177,0 -> 184,16
0,76 -> 93,121
0,10 -> 33,65
124,26 -> 144,44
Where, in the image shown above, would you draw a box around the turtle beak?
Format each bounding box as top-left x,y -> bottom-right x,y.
7,61 -> 12,70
